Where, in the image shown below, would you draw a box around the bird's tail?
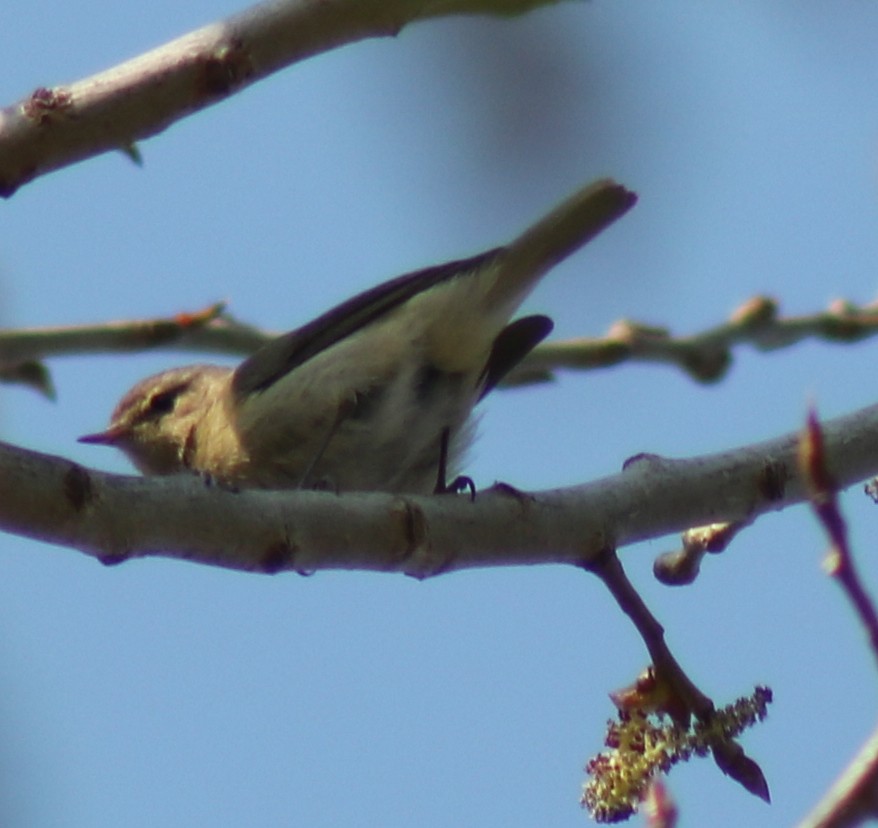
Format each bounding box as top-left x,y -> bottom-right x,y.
488,178 -> 637,307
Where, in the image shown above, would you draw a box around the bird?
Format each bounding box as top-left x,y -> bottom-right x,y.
79,179 -> 635,493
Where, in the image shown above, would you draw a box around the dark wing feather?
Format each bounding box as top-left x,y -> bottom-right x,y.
478,315 -> 553,400
232,248 -> 503,400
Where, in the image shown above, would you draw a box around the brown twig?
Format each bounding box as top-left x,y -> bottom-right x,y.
583,549 -> 770,805
584,547 -> 714,722
795,409 -> 878,827
800,408 -> 878,666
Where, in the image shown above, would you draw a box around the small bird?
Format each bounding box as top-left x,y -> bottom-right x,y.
80,180 -> 635,493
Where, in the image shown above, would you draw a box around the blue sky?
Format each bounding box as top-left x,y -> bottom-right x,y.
3,2 -> 878,825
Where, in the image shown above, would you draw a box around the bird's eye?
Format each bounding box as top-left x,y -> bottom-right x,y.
147,387 -> 182,416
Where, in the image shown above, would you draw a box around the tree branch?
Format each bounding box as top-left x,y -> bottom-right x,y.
0,303 -> 233,364
511,295 -> 878,386
797,723 -> 878,828
795,411 -> 878,827
0,0 -> 565,196
4,400 -> 878,573
4,294 -> 878,395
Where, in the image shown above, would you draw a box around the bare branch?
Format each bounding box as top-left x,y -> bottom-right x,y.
3,294 -> 878,395
798,723 -> 878,828
779,411 -> 878,828
800,408 -> 878,667
4,401 -> 878,573
0,0 -> 566,196
510,295 -> 878,386
0,303 -> 231,363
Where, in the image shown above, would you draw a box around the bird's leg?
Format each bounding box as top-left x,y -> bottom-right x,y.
433,427 -> 476,498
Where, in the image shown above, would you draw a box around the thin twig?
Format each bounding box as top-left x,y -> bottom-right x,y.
0,304 -> 268,365
510,295 -> 878,386
584,549 -> 771,803
2,295 -> 878,396
795,409 -> 878,827
800,408 -> 878,666
584,547 -> 714,721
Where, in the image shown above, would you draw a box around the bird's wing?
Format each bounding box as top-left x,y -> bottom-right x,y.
231,249 -> 501,400
232,179 -> 637,401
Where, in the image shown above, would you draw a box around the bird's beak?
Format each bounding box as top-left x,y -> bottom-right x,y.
78,425 -> 128,446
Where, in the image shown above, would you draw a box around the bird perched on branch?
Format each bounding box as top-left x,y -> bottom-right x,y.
80,179 -> 635,493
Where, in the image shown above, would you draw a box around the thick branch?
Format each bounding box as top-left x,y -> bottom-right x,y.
4,402 -> 878,573
0,0 -> 563,196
